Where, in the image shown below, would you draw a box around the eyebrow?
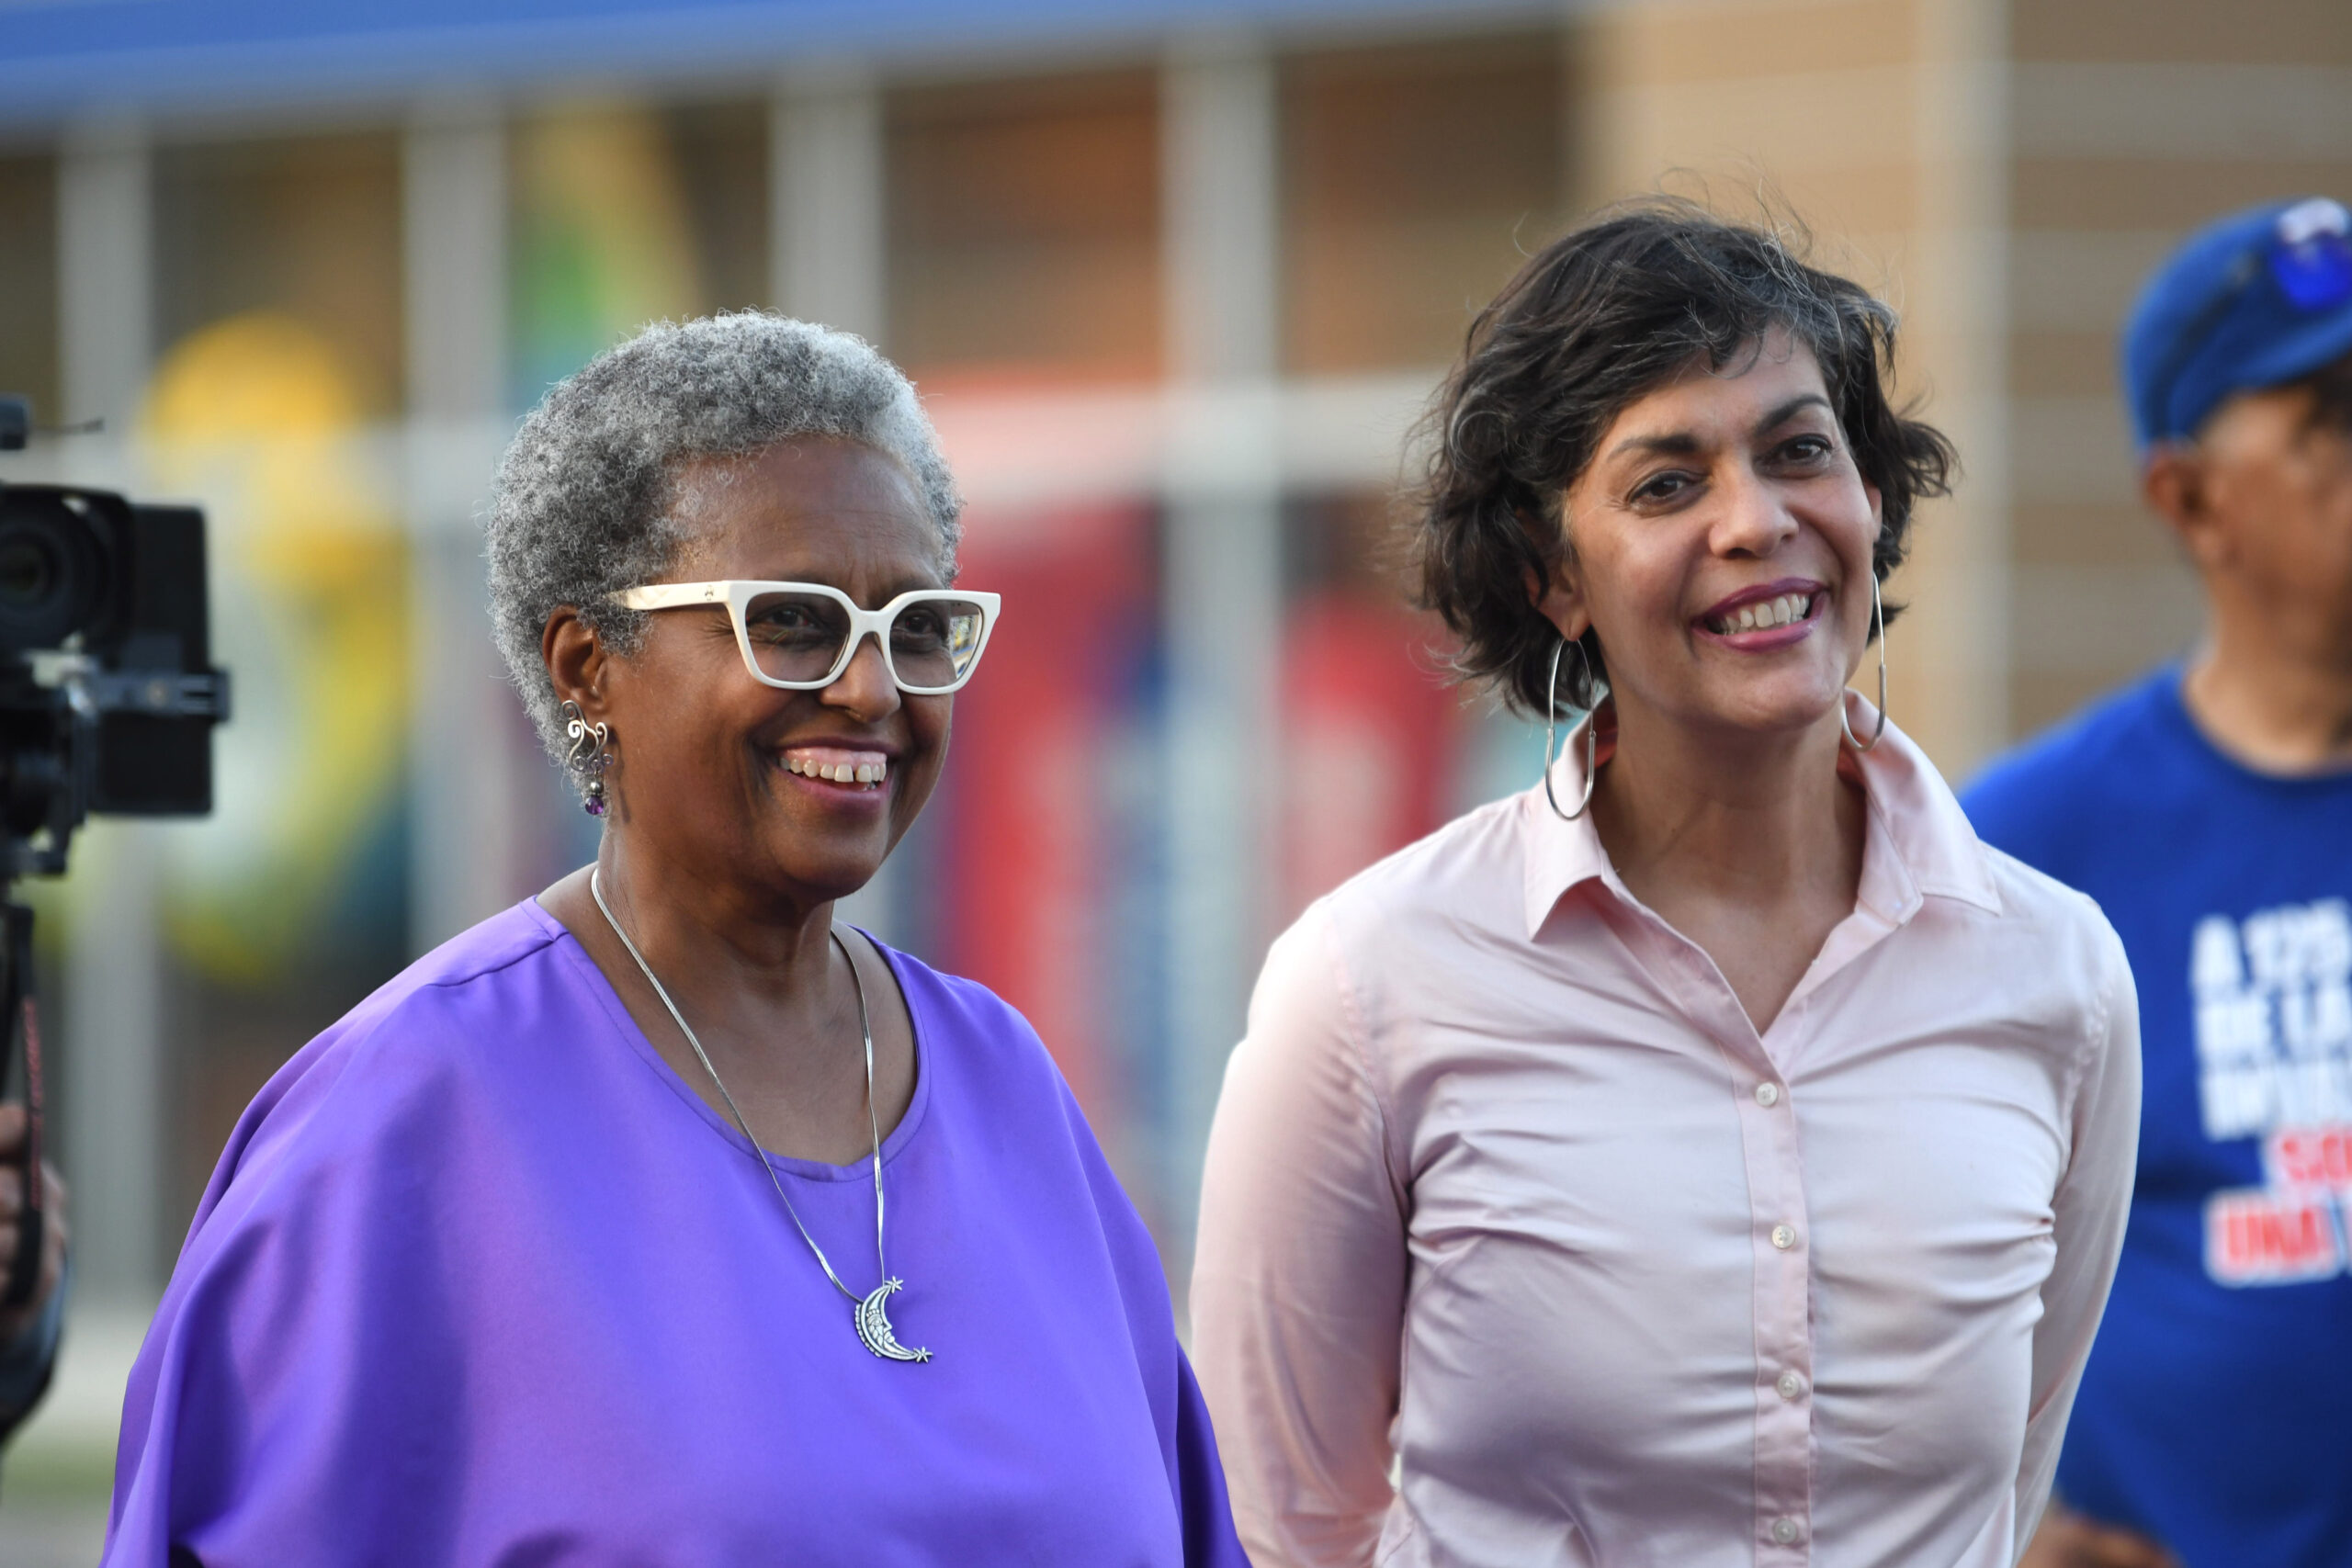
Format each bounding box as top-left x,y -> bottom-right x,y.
1602,393 -> 1838,463
1755,393 -> 1836,434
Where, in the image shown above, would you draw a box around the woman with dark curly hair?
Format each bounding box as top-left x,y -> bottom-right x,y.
1192,205 -> 2142,1567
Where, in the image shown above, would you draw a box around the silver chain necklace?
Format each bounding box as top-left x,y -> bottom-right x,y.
590,867 -> 930,1363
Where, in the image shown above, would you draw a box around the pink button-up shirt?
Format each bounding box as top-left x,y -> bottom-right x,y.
1192,706 -> 2139,1568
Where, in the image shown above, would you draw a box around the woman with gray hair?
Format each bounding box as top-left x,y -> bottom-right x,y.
104,315 -> 1248,1567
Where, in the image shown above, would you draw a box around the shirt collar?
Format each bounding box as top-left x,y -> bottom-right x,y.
1520,690 -> 2004,942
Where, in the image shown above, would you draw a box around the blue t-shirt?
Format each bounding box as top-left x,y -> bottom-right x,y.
1964,667 -> 2352,1568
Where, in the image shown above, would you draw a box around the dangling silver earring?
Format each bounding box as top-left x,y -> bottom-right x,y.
562,699 -> 614,817
1542,635 -> 1604,821
1842,571 -> 1889,753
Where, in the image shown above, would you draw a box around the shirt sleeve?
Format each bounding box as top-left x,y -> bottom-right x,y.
1190,902 -> 1408,1568
2012,912 -> 2142,1553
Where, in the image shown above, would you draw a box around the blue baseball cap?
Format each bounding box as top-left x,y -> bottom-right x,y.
2123,197 -> 2352,450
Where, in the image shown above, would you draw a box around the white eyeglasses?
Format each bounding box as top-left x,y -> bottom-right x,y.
615,580 -> 1001,695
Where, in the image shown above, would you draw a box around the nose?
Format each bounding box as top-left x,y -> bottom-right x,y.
1710,468 -> 1800,558
820,630 -> 902,720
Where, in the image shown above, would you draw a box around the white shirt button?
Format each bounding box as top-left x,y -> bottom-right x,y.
1754,1081 -> 1781,1107
1770,1223 -> 1799,1250
1776,1370 -> 1806,1400
1770,1517 -> 1804,1545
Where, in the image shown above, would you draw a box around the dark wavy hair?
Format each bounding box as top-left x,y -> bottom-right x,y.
1410,199 -> 1957,716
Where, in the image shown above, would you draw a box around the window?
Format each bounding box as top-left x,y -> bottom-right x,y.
888,71 -> 1160,381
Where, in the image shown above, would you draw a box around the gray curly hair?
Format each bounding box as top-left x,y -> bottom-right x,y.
486,312 -> 963,761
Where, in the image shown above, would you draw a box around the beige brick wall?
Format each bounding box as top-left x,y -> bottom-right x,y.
1569,0 -> 2352,769
2005,0 -> 2352,736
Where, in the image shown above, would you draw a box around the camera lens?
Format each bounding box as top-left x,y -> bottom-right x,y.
0,491 -> 108,653
0,535 -> 60,607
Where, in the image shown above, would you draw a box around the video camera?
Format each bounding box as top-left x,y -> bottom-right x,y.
0,392 -> 229,1310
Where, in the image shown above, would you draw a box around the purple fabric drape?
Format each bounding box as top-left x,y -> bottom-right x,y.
106,899 -> 1247,1568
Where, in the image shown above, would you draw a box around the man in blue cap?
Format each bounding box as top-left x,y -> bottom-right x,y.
1971,197 -> 2352,1568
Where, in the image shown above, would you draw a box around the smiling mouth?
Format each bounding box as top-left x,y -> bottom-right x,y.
782,748 -> 891,790
1703,591 -> 1817,636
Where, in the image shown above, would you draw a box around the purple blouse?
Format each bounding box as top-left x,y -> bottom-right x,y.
105,899 -> 1248,1567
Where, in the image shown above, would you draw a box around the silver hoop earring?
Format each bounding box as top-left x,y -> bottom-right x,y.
561,699 -> 614,817
1841,572 -> 1889,753
1542,636 -> 1603,821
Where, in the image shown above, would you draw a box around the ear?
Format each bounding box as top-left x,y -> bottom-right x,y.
2143,445 -> 2229,573
1524,559 -> 1591,644
1854,478 -> 1888,570
542,606 -> 612,720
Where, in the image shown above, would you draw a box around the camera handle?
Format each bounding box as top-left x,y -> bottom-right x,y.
1,901 -> 43,1311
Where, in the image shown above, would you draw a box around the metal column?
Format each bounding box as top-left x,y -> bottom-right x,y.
58,117 -> 165,1300
1159,39 -> 1283,1269
770,71 -> 888,344
403,100 -> 533,953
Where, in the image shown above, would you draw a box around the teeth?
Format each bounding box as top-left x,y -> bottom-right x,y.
1709,592 -> 1815,636
785,753 -> 889,787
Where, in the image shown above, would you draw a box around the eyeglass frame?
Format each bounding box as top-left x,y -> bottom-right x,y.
612,579 -> 1002,695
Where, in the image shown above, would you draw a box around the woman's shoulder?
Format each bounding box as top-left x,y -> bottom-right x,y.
871,939 -> 1166,1280
1971,838 -> 2120,943
865,938 -> 1070,1096
1962,843 -> 2135,1020
1238,793 -> 1539,1044
203,901 -> 583,1195
1311,790 -> 1532,935
300,898 -> 573,1065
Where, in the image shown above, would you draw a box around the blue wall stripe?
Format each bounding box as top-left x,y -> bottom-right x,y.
0,0 -> 1555,128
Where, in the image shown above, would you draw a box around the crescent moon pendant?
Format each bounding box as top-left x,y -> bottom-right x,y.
854,1279 -> 932,1362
